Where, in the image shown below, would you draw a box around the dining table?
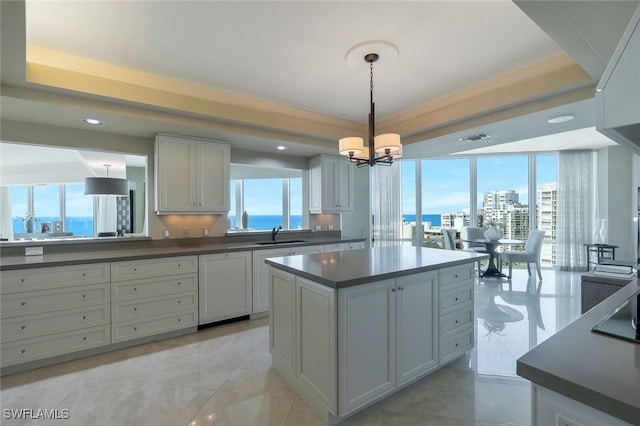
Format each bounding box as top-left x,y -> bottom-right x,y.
461,238 -> 524,278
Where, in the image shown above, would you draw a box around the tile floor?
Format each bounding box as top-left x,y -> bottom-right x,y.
0,268 -> 584,426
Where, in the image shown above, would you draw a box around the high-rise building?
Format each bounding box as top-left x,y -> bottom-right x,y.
537,182 -> 557,266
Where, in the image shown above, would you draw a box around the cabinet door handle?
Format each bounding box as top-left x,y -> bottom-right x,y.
18,278 -> 25,283
132,268 -> 137,272
82,337 -> 87,342
177,300 -> 181,304
454,274 -> 458,279
454,297 -> 459,301
398,286 -> 404,291
82,294 -> 87,299
20,349 -> 26,354
81,316 -> 87,320
132,288 -> 137,292
391,288 -> 397,292
133,307 -> 137,311
455,320 -> 460,324
177,282 -> 182,286
192,203 -> 196,206
20,325 -> 26,330
20,301 -> 26,306
133,327 -> 138,331
177,264 -> 181,268
177,318 -> 182,323
82,273 -> 87,277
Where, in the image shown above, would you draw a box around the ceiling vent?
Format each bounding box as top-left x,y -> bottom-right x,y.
458,133 -> 491,142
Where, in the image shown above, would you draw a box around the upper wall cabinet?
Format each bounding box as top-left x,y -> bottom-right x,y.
309,155 -> 353,213
155,134 -> 230,214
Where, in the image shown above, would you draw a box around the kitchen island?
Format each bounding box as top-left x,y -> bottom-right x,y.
265,246 -> 488,425
517,278 -> 640,426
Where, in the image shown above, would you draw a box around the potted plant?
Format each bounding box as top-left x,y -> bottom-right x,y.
483,220 -> 503,240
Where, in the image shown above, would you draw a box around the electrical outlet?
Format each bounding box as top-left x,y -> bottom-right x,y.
183,228 -> 191,238
25,246 -> 43,256
203,228 -> 209,237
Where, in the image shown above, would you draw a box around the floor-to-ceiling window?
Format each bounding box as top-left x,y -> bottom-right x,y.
399,153 -> 559,266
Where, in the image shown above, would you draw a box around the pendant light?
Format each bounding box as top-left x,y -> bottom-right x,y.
84,164 -> 128,196
338,52 -> 402,167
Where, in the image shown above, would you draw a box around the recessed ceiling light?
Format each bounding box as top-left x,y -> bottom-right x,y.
276,145 -> 287,151
547,114 -> 574,124
82,118 -> 104,125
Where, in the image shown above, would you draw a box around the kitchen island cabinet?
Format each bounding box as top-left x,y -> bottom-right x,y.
266,246 -> 487,425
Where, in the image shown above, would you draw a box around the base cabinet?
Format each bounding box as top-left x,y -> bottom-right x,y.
253,245 -> 324,315
533,385 -> 633,426
199,251 -> 252,324
269,265 -> 472,425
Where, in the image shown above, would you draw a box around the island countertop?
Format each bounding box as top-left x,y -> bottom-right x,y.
265,245 -> 489,288
517,278 -> 640,425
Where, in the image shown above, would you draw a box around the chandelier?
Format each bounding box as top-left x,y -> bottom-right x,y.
338,53 -> 402,167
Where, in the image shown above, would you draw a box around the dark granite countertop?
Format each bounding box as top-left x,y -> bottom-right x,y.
0,236 -> 366,271
517,277 -> 640,425
265,246 -> 489,288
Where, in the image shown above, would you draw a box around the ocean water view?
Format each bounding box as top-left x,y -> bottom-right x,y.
13,216 -> 94,236
228,215 -> 303,230
402,214 -> 442,227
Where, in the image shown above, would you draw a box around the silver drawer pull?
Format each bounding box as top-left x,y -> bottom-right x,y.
18,278 -> 25,283
81,316 -> 87,320
454,297 -> 459,301
455,343 -> 460,348
176,282 -> 181,286
82,294 -> 87,299
177,264 -> 181,268
20,349 -> 26,354
177,318 -> 181,323
398,286 -> 404,291
82,337 -> 87,341
133,307 -> 137,311
132,268 -> 137,272
454,274 -> 458,279
133,327 -> 138,331
455,320 -> 459,324
20,302 -> 26,306
20,325 -> 26,330
82,273 -> 86,277
391,288 -> 397,292
177,300 -> 181,304
132,288 -> 137,292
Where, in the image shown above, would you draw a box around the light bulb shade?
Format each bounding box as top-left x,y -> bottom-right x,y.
391,144 -> 403,159
374,133 -> 401,154
84,177 -> 129,196
354,146 -> 370,160
339,137 -> 364,156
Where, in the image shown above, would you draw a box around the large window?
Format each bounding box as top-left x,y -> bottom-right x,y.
229,164 -> 303,231
399,153 -> 558,266
11,184 -> 94,237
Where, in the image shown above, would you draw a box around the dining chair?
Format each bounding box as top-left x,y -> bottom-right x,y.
461,226 -> 488,276
442,229 -> 456,250
499,229 -> 545,280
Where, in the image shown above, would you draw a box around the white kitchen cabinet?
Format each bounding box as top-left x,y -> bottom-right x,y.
199,251 -> 252,324
338,271 -> 438,415
110,256 -> 198,343
0,264 -> 111,368
309,155 -> 353,213
155,134 -> 230,214
252,245 -> 324,315
269,268 -> 297,373
439,264 -> 474,364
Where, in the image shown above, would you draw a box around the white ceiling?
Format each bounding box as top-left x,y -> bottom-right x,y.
1,1 -> 636,159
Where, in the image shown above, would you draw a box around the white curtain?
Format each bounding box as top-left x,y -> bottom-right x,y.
96,196 -> 117,235
371,162 -> 402,247
0,187 -> 15,241
556,151 -> 594,271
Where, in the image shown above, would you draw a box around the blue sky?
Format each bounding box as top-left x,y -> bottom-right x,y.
13,156 -> 556,219
402,154 -> 557,215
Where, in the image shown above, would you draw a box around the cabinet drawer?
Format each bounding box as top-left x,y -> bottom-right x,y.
1,284 -> 110,318
440,304 -> 473,339
112,292 -> 197,322
440,328 -> 473,365
1,304 -> 110,343
324,243 -> 348,252
440,286 -> 473,314
111,256 -> 197,282
1,325 -> 110,367
1,263 -> 110,294
440,264 -> 473,291
111,310 -> 197,343
111,274 -> 197,302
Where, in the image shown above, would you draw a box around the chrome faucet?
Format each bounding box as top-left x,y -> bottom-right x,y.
271,225 -> 282,241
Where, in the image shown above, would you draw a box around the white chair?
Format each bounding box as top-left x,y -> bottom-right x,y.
499,230 -> 545,280
442,229 -> 456,250
461,226 -> 488,276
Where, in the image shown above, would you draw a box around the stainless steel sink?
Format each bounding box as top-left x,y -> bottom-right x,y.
255,240 -> 307,245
